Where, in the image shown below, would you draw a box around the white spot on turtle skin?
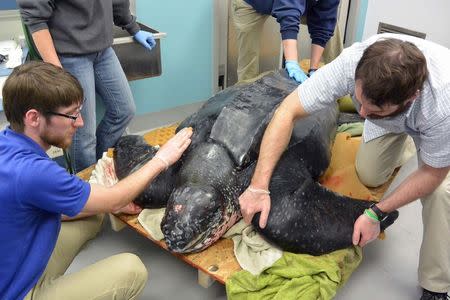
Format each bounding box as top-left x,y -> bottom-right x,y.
174,204 -> 183,213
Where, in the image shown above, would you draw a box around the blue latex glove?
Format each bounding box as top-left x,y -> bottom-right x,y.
285,60 -> 308,83
133,30 -> 156,50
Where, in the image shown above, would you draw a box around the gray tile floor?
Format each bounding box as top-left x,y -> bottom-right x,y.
67,105 -> 436,300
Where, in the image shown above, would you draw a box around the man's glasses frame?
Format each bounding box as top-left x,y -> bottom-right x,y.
46,106 -> 82,123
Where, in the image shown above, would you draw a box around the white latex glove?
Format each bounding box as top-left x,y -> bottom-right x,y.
154,127 -> 193,169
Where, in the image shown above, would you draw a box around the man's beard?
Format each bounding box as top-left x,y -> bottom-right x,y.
41,131 -> 73,149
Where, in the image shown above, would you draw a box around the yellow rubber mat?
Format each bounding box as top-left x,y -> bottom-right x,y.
143,123 -> 179,146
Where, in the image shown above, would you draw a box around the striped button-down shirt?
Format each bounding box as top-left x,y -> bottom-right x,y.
298,33 -> 450,168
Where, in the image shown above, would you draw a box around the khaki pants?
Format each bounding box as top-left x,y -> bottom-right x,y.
25,215 -> 148,300
231,0 -> 344,82
356,133 -> 450,293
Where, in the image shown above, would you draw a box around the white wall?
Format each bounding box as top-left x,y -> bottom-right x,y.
0,10 -> 23,41
363,0 -> 450,48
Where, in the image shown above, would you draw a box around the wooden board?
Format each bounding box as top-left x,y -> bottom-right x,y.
77,128 -> 392,286
116,214 -> 240,284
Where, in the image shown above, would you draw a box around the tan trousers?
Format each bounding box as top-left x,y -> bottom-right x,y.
356,133 -> 450,293
24,215 -> 148,300
231,0 -> 344,82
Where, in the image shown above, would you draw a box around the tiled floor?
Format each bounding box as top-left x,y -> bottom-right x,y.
67,105 -> 438,300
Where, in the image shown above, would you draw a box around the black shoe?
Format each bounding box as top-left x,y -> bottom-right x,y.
420,289 -> 450,300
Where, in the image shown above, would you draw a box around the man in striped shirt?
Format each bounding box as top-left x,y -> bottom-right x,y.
239,33 -> 450,300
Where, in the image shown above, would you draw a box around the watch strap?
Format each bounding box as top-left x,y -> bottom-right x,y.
370,203 -> 387,221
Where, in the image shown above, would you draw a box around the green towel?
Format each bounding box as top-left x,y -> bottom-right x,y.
337,122 -> 364,137
226,246 -> 362,300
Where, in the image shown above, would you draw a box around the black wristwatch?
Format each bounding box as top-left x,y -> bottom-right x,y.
369,203 -> 388,221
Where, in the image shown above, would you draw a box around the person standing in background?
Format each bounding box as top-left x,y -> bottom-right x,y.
231,0 -> 343,83
18,0 -> 157,173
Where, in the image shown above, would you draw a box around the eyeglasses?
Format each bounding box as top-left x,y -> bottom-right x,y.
46,106 -> 82,123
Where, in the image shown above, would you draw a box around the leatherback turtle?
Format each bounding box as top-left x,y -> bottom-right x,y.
114,71 -> 399,255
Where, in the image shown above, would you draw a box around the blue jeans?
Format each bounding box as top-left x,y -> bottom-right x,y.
60,47 -> 136,173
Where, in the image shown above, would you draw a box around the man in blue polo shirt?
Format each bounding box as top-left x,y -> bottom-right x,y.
231,0 -> 342,83
0,61 -> 193,300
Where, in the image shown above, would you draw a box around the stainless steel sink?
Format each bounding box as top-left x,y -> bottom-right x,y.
113,22 -> 165,81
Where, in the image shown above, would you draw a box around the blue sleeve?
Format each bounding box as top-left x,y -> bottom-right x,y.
17,158 -> 90,217
17,0 -> 54,33
271,0 -> 306,40
306,0 -> 339,47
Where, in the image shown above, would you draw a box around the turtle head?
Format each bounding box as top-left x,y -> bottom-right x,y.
161,184 -> 225,253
